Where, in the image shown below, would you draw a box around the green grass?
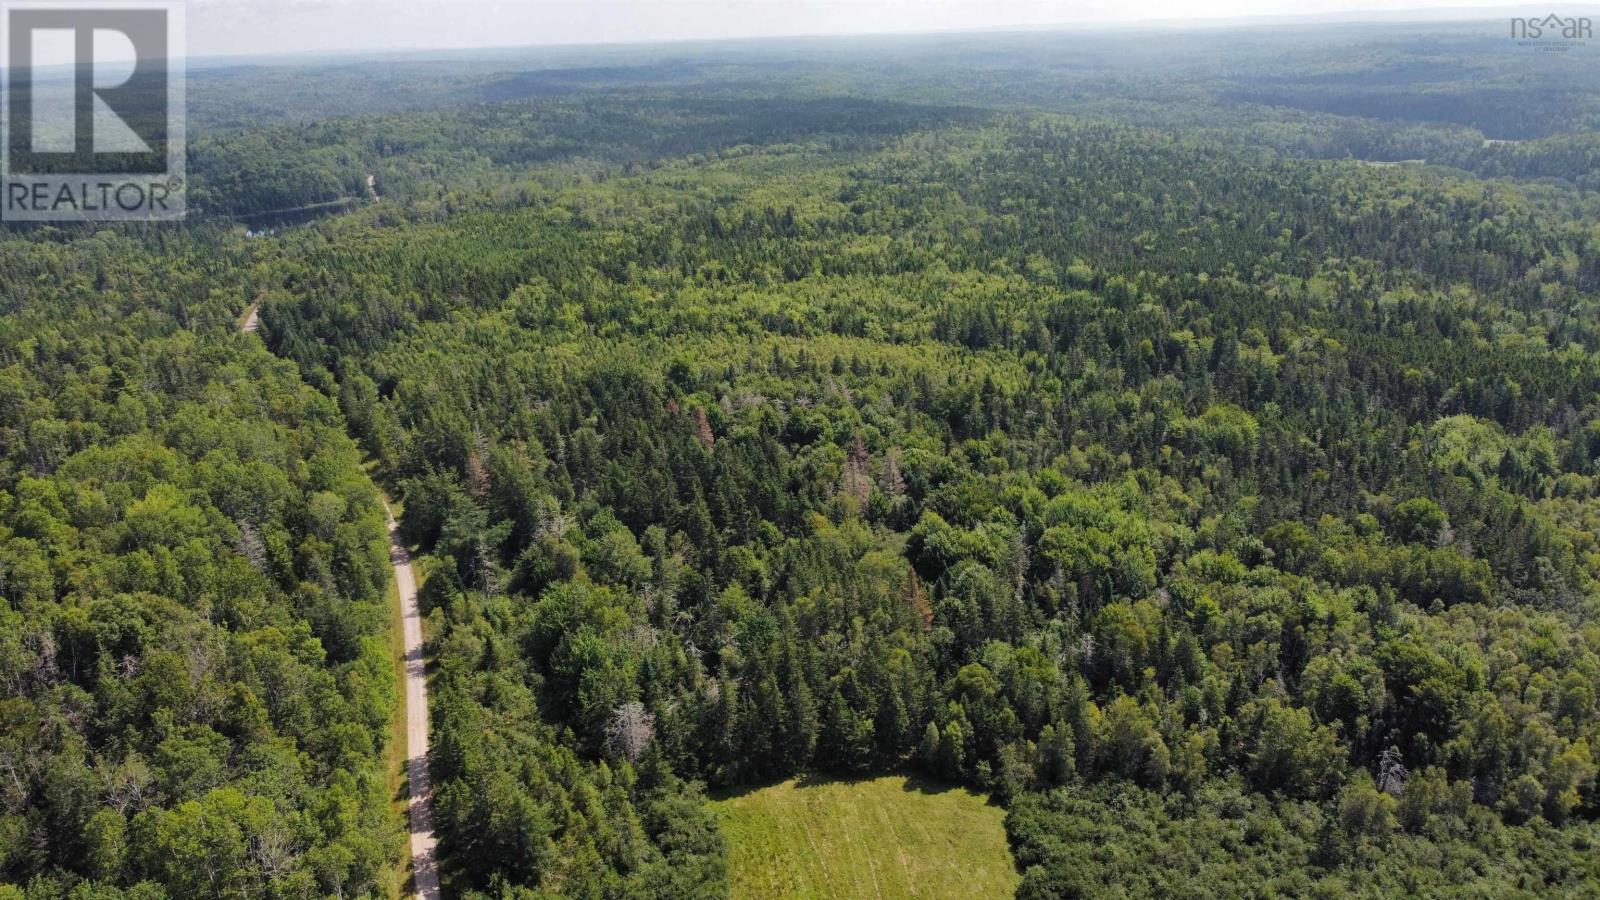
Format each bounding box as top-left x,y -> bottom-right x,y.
713,775 -> 1019,900
381,559 -> 411,900
377,486 -> 412,899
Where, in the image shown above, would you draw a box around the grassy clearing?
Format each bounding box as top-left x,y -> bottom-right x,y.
713,774 -> 1019,900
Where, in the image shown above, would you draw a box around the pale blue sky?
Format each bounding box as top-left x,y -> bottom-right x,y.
187,0 -> 1538,59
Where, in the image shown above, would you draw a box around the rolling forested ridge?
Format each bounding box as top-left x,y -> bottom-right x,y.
4,16 -> 1600,900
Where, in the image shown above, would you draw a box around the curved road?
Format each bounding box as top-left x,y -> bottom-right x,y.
387,508 -> 442,900
242,290 -> 439,899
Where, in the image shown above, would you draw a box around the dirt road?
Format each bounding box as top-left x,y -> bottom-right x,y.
240,287 -> 438,897
388,509 -> 442,900
244,302 -> 437,896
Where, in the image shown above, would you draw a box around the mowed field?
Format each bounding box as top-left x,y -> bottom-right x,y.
713,775 -> 1019,899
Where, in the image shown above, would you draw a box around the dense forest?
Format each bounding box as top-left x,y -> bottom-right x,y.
5,16 -> 1600,900
0,228 -> 402,897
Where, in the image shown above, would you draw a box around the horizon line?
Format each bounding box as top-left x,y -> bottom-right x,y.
182,3 -> 1589,67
